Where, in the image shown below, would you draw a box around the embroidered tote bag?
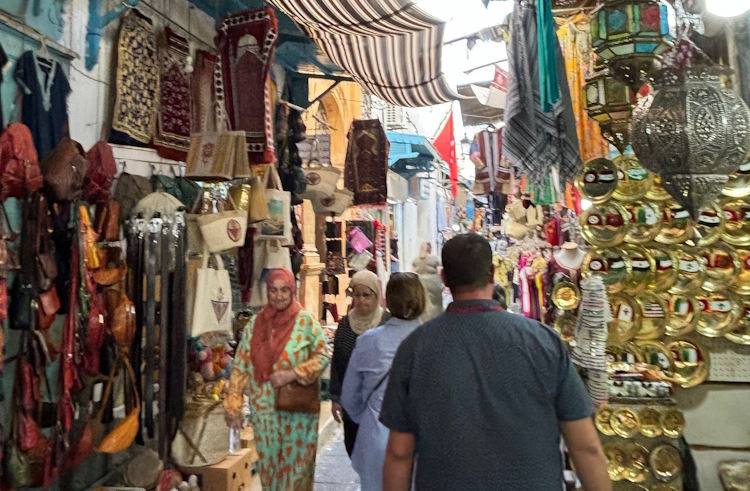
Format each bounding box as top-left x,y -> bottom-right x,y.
190,251 -> 233,336
256,165 -> 292,245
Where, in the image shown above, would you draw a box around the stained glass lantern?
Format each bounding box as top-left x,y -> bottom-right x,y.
584,66 -> 637,153
631,66 -> 750,218
590,0 -> 676,91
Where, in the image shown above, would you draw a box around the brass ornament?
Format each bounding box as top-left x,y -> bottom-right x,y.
613,154 -> 653,202
604,442 -> 627,481
660,409 -> 686,438
610,407 -> 641,438
595,406 -> 617,436
639,407 -> 663,438
622,244 -> 656,294
551,281 -> 581,311
606,342 -> 646,364
607,292 -> 641,344
635,291 -> 668,340
732,247 -> 750,296
649,444 -> 683,483
667,339 -> 710,388
655,201 -> 693,245
580,201 -> 630,247
636,339 -> 675,373
668,247 -> 706,295
664,293 -> 700,337
722,161 -> 750,198
696,289 -> 742,337
576,157 -> 619,203
720,196 -> 750,246
582,248 -> 630,294
554,311 -> 577,343
623,200 -> 662,244
646,245 -> 679,294
701,242 -> 741,293
694,202 -> 726,247
726,299 -> 750,345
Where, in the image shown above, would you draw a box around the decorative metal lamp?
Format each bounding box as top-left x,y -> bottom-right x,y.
590,0 -> 676,91
584,66 -> 637,153
631,66 -> 750,218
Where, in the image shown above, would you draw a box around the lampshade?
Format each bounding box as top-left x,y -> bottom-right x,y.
584,66 -> 638,153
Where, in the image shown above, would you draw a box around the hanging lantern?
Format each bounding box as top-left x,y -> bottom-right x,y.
584,66 -> 638,153
631,66 -> 750,218
590,0 -> 676,91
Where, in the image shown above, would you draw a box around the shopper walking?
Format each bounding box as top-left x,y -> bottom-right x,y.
224,269 -> 329,491
330,269 -> 389,456
380,234 -> 611,491
341,273 -> 425,491
412,242 -> 444,321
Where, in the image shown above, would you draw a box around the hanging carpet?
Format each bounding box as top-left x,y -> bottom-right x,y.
154,27 -> 192,161
344,119 -> 389,207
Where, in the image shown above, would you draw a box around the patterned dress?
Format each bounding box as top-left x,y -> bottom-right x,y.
225,311 -> 330,491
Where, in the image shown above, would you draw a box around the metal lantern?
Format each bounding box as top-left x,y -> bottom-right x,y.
584,66 -> 637,153
590,0 -> 676,91
631,66 -> 750,218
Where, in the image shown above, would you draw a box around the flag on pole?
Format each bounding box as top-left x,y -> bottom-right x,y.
433,110 -> 458,197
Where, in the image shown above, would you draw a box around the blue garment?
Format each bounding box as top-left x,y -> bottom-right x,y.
341,317 -> 420,491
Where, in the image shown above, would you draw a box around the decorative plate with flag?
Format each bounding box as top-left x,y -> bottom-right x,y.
607,292 -> 641,344
582,248 -> 631,294
622,245 -> 656,294
732,247 -> 750,296
606,342 -> 646,364
575,158 -> 619,203
722,161 -> 750,198
635,292 -> 668,340
720,196 -> 750,246
551,281 -> 581,311
645,175 -> 673,202
668,247 -> 707,295
664,293 -> 700,337
694,202 -> 726,247
612,154 -> 653,202
646,245 -> 679,293
696,289 -> 742,337
725,299 -> 750,345
655,201 -> 693,245
636,340 -> 675,373
623,200 -> 662,244
666,339 -> 709,388
580,202 -> 630,247
701,242 -> 741,292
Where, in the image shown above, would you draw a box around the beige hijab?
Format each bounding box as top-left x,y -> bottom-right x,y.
348,270 -> 384,335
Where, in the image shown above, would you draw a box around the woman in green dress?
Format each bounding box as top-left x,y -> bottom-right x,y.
225,268 -> 330,490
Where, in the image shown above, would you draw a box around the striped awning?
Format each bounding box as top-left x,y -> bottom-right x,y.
267,0 -> 459,107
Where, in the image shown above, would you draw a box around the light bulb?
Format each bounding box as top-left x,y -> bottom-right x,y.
706,0 -> 750,18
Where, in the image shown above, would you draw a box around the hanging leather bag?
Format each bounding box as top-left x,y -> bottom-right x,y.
84,141 -> 117,203
104,288 -> 136,353
94,199 -> 121,242
95,355 -> 140,454
41,137 -> 89,202
0,123 -> 44,199
0,201 -> 20,278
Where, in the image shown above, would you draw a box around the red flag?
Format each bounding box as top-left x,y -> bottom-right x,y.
433,111 -> 458,197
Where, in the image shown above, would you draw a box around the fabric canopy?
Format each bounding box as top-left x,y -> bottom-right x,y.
267,0 -> 459,107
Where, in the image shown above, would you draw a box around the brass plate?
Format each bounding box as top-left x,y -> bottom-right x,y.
580,201 -> 630,247
576,157 -> 619,203
651,486 -> 679,491
726,299 -> 750,345
668,247 -> 707,295
623,244 -> 656,294
606,342 -> 646,364
667,339 -> 710,388
722,161 -> 750,198
624,200 -> 662,244
635,291 -> 668,340
551,281 -> 580,310
623,443 -> 650,483
595,406 -> 616,436
733,247 -> 750,296
720,196 -> 750,246
664,293 -> 700,337
646,245 -> 679,294
660,409 -> 686,438
636,340 -> 675,373
582,248 -> 630,294
650,444 -> 683,483
701,242 -> 741,292
610,408 -> 641,438
694,202 -> 726,247
639,407 -> 663,438
646,175 -> 672,202
655,201 -> 693,244
604,442 -> 627,481
608,292 -> 641,344
613,154 -> 653,202
696,289 -> 742,337
553,311 -> 577,343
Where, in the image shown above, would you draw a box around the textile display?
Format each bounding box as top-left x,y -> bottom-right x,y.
14,51 -> 71,159
217,8 -> 279,164
571,275 -> 609,405
191,50 -> 219,134
110,9 -> 160,146
471,129 -> 511,196
154,27 -> 191,161
344,119 -> 389,207
557,14 -> 609,162
502,0 -> 581,184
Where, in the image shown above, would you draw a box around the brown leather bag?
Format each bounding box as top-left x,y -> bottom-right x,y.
275,380 -> 320,413
41,138 -> 88,202
95,356 -> 140,453
104,289 -> 136,352
0,202 -> 20,278
94,199 -> 120,242
0,123 -> 43,200
37,287 -> 60,330
93,247 -> 127,286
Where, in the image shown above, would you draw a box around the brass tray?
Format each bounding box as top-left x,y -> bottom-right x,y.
696,289 -> 742,337
726,298 -> 750,345
636,339 -> 675,373
624,200 -> 662,244
668,247 -> 707,295
613,154 -> 653,202
664,293 -> 700,337
580,201 -> 630,247
650,444 -> 683,483
722,161 -> 750,198
667,339 -> 710,388
582,248 -> 630,294
694,202 -> 726,247
646,244 -> 679,294
622,244 -> 656,294
701,242 -> 741,293
655,201 -> 693,245
607,292 -> 641,344
551,281 -> 581,311
720,196 -> 750,246
733,246 -> 750,296
635,291 -> 668,340
576,157 -> 619,203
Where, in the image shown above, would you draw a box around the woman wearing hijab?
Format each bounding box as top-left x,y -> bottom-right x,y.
341,273 -> 425,490
224,269 -> 329,491
329,269 -> 389,457
412,241 -> 444,321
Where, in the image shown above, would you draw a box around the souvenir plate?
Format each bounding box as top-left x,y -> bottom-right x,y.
651,486 -> 680,491
551,281 -> 581,310
622,245 -> 655,294
655,201 -> 693,244
694,202 -> 726,247
646,245 -> 679,293
726,299 -> 750,345
696,289 -> 742,337
595,406 -> 616,436
720,196 -> 750,246
664,293 -> 700,337
635,292 -> 668,340
624,200 -> 662,244
660,409 -> 685,438
611,407 -> 641,438
650,444 -> 683,483
553,311 -> 577,343
607,292 -> 641,344
701,242 -> 741,292
668,247 -> 706,295
582,248 -> 630,294
639,407 -> 663,438
636,340 -> 675,373
667,339 -> 709,388
733,247 -> 750,296
646,175 -> 672,202
606,342 -> 646,364
604,442 -> 627,481
576,157 -> 619,203
722,161 -> 750,198
623,443 -> 650,483
613,154 -> 653,202
580,201 -> 629,247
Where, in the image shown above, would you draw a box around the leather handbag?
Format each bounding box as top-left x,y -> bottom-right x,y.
37,287 -> 60,330
9,277 -> 35,330
0,201 -> 20,278
0,123 -> 44,199
93,246 -> 128,286
275,380 -> 320,413
84,141 -> 117,203
104,288 -> 136,352
80,205 -> 101,270
41,137 -> 89,202
95,355 -> 140,454
94,199 -> 121,242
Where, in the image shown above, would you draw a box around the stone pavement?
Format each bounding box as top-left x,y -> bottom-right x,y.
314,425 -> 360,490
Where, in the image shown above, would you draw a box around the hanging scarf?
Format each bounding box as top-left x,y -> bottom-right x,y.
249,268 -> 302,383
348,269 -> 384,335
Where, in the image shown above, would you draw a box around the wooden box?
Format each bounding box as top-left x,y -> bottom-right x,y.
240,427 -> 255,449
200,448 -> 256,491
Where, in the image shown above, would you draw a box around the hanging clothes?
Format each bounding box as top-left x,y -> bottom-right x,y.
502,0 -> 581,184
110,9 -> 160,146
217,7 -> 279,165
344,120 -> 389,207
536,0 -> 559,112
154,27 -> 191,161
191,50 -> 219,134
0,43 -> 8,128
557,13 -> 609,162
472,129 -> 511,196
14,50 -> 71,159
